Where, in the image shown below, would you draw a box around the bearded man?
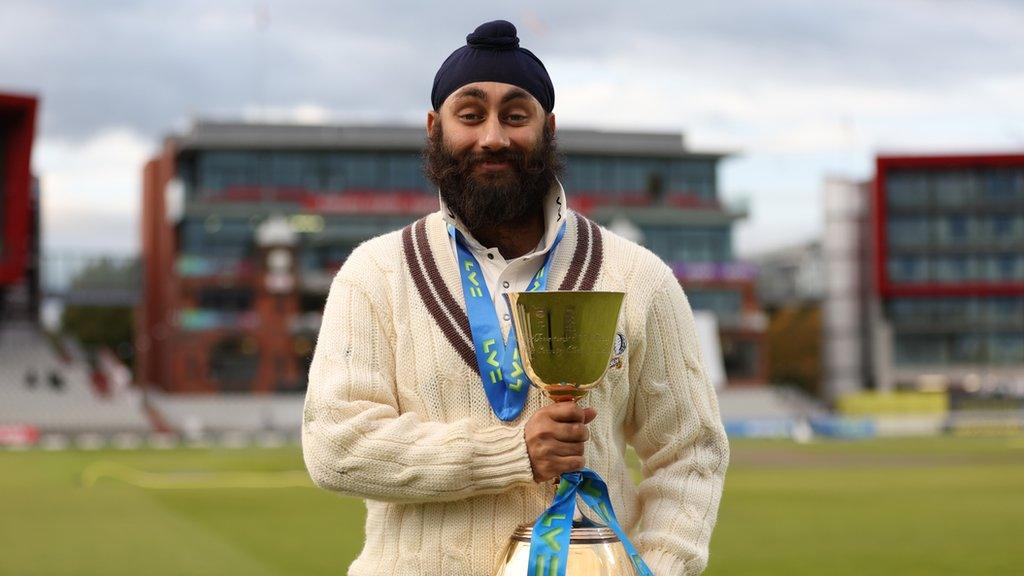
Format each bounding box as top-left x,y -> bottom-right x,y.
302,20 -> 729,576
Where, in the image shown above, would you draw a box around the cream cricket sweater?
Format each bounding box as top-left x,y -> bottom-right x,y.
302,210 -> 729,576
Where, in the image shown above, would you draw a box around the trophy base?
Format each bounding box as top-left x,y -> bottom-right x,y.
492,522 -> 639,576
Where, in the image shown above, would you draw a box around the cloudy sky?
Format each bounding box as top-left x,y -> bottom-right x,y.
3,0 -> 1023,256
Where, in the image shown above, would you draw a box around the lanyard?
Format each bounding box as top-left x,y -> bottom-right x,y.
448,221 -> 566,421
529,469 -> 654,576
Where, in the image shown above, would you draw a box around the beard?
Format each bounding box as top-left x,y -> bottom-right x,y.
423,120 -> 564,234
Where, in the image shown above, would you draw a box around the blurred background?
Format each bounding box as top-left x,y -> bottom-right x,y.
1,1 -> 1022,575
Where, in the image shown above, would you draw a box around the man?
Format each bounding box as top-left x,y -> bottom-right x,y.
302,20 -> 729,576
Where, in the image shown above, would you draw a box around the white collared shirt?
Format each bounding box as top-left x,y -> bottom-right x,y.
440,181 -> 567,340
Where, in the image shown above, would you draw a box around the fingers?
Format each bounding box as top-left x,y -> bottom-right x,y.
551,421 -> 590,443
530,455 -> 586,482
547,401 -> 591,423
547,440 -> 585,457
582,407 -> 597,424
553,456 -> 586,474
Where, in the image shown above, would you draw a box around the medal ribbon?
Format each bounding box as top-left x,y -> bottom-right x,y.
529,469 -> 653,576
448,222 -> 566,421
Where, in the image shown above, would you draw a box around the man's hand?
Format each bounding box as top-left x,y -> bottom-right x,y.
524,401 -> 597,483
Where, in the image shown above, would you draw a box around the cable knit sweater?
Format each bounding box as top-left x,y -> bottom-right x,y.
302,210 -> 729,576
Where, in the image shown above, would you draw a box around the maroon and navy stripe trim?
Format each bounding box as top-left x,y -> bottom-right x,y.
402,213 -> 604,370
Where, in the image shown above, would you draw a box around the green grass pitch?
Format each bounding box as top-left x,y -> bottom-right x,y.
2,437 -> 1022,575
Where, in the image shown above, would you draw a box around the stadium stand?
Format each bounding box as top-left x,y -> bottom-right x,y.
0,321 -> 150,434
717,386 -> 824,421
717,386 -> 826,439
145,392 -> 303,437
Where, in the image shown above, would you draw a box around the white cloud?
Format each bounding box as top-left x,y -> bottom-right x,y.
35,128 -> 154,254
5,0 -> 1024,257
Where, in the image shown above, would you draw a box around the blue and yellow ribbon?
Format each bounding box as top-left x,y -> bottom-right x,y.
449,222 -> 565,421
529,469 -> 653,576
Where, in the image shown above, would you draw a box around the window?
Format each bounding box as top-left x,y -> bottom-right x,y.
989,333 -> 1024,364
983,169 -> 1016,202
208,336 -> 260,391
641,225 -> 732,263
933,170 -> 972,207
888,218 -> 929,248
180,216 -> 254,259
197,288 -> 253,311
886,171 -> 929,208
388,154 -> 426,191
934,256 -> 972,283
668,160 -> 716,200
888,256 -> 927,283
686,288 -> 742,324
564,156 -> 603,194
894,335 -> 946,366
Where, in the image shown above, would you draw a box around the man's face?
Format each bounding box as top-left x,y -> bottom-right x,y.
424,82 -> 562,234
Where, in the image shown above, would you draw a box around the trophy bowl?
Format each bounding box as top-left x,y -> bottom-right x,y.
505,291 -> 625,402
493,522 -> 638,576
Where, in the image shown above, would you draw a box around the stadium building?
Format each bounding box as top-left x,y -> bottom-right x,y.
138,121 -> 765,394
0,92 -> 39,320
824,154 -> 1024,398
2,92 -> 152,442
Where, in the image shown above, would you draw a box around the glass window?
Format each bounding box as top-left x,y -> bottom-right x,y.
888,217 -> 929,247
934,256 -> 972,283
992,215 -> 1014,240
933,170 -> 972,207
894,334 -> 946,366
197,151 -> 261,194
180,216 -> 253,259
325,154 -> 348,191
347,154 -> 385,189
641,225 -> 732,263
987,255 -> 1011,281
886,170 -> 929,208
988,297 -> 1024,326
597,159 -> 617,195
667,160 -> 716,201
888,256 -> 927,283
983,169 -> 1016,202
565,155 -> 605,195
387,154 -> 426,191
197,288 -> 253,311
949,333 -> 984,364
989,333 -> 1024,364
686,288 -> 742,323
888,298 -> 919,324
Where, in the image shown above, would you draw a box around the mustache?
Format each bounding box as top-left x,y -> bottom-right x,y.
469,150 -> 515,165
460,147 -> 549,177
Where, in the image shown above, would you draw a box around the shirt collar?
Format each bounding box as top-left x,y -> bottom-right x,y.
439,179 -> 567,259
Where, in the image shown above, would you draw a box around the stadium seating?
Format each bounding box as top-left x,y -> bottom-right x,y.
0,323 -> 150,433
717,386 -> 824,421
145,392 -> 303,436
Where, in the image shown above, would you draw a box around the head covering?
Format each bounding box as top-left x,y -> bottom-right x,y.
431,20 -> 555,113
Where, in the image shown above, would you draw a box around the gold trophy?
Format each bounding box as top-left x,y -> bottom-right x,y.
494,291 -> 638,576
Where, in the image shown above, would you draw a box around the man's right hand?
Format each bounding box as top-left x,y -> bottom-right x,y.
524,401 -> 597,483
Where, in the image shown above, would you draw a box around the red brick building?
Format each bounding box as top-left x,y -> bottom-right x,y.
138,121 -> 765,393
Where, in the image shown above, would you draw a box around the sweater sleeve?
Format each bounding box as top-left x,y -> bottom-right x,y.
625,270 -> 730,575
301,272 -> 536,504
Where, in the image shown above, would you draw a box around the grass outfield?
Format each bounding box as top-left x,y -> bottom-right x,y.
2,437 -> 1022,575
